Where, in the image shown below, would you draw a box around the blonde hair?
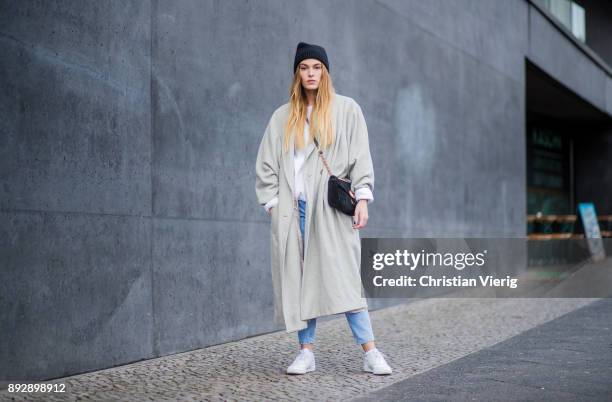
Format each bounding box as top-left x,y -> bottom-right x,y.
283,64 -> 336,154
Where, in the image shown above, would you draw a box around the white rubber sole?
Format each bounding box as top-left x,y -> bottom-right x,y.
363,365 -> 392,375
286,364 -> 316,375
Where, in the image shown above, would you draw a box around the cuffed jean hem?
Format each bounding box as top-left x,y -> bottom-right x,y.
297,312 -> 375,345
298,318 -> 317,344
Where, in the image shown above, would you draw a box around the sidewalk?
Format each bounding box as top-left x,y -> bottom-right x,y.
0,297 -> 603,401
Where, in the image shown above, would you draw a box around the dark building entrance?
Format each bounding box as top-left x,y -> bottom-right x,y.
525,59 -> 612,240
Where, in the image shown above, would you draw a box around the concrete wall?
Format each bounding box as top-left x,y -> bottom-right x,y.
0,0 -> 610,381
1,1 -> 155,382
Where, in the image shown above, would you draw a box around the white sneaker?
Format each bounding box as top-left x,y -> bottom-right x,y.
286,348 -> 316,374
363,348 -> 392,375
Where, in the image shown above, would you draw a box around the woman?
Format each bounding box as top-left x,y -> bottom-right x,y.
255,42 -> 392,375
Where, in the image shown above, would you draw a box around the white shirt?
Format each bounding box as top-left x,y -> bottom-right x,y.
293,105 -> 315,202
263,105 -> 373,212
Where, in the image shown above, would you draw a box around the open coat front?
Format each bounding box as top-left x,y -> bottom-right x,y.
255,93 -> 375,333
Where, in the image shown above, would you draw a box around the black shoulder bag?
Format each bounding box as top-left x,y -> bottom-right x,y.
313,138 -> 357,216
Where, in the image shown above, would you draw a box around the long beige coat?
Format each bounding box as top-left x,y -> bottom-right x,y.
255,93 -> 375,333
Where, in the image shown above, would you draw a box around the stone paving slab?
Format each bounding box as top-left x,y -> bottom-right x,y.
350,298 -> 612,402
0,297 -> 598,401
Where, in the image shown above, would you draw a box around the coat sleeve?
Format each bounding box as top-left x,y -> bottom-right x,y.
255,114 -> 281,207
347,99 -> 375,202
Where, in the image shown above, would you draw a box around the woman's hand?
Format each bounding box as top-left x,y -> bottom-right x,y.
352,200 -> 369,229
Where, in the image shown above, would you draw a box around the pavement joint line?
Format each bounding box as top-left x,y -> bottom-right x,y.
348,297 -> 612,401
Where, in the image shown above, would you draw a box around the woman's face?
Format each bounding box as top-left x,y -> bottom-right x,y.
298,58 -> 322,90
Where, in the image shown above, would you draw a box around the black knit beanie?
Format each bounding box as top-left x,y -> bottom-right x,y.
293,42 -> 330,73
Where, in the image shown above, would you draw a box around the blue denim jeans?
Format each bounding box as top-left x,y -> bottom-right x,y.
297,199 -> 375,345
